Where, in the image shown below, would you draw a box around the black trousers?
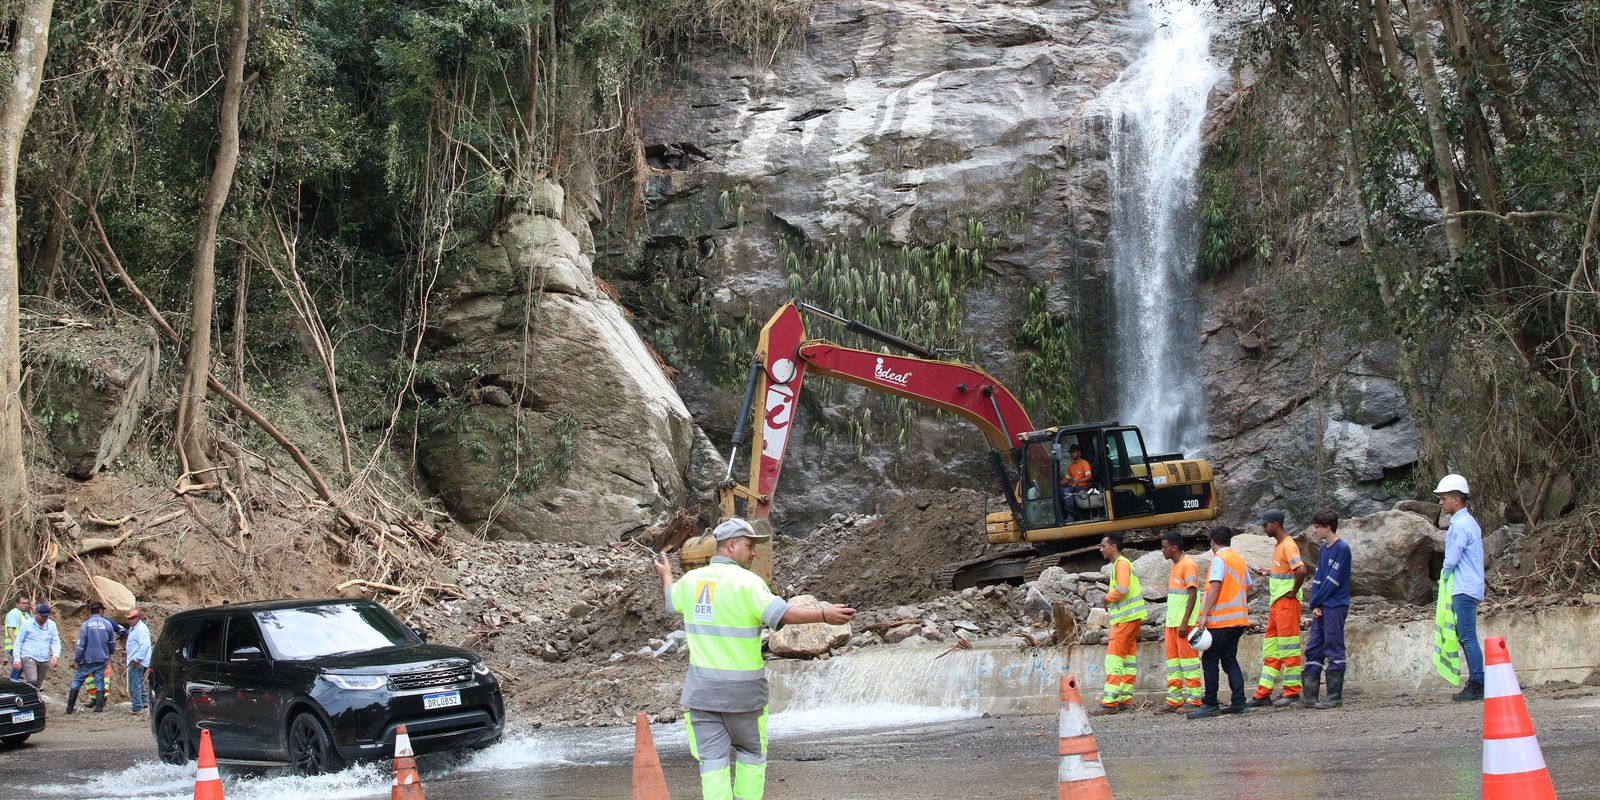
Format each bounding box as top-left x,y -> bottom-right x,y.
1200,626 -> 1246,708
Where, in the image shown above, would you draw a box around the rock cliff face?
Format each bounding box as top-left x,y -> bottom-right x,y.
418,0 -> 1427,542
628,0 -> 1144,532
419,181 -> 699,544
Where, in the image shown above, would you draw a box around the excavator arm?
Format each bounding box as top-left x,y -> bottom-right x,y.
718,301 -> 1034,522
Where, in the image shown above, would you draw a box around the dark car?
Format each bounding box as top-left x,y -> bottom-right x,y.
149,598 -> 502,774
0,678 -> 46,745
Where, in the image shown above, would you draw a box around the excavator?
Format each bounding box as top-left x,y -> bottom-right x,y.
679,301 -> 1219,589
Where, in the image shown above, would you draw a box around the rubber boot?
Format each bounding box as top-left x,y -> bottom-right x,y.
65,687 -> 79,715
1451,679 -> 1484,702
91,688 -> 107,713
1244,694 -> 1273,708
1300,670 -> 1321,708
1315,670 -> 1344,709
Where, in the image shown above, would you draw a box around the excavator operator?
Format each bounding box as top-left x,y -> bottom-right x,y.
1058,443 -> 1097,521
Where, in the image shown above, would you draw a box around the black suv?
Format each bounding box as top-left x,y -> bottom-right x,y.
149,599 -> 502,774
0,678 -> 46,745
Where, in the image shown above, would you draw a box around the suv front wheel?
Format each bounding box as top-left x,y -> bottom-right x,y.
156,713 -> 192,765
288,712 -> 345,776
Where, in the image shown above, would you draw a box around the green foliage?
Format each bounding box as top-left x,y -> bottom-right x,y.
1012,288 -> 1077,424
1196,168 -> 1234,278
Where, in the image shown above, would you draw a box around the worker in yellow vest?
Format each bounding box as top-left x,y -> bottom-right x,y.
655,518 -> 857,800
1096,533 -> 1146,714
1188,525 -> 1253,719
4,596 -> 30,681
1160,531 -> 1202,711
1248,510 -> 1307,708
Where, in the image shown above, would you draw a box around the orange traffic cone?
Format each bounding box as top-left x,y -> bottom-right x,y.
193,728 -> 224,800
631,712 -> 671,800
1481,637 -> 1557,799
391,724 -> 426,800
1058,676 -> 1114,800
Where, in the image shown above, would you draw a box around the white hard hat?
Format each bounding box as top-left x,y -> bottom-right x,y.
1187,626 -> 1213,652
1432,474 -> 1470,496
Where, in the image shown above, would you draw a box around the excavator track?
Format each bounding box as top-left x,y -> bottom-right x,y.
934,548 -> 1040,591
1022,551 -> 1074,583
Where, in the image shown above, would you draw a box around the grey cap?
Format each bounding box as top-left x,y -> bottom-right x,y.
713,517 -> 770,543
1260,510 -> 1286,526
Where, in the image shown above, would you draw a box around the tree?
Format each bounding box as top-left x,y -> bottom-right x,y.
0,0 -> 55,582
174,0 -> 251,478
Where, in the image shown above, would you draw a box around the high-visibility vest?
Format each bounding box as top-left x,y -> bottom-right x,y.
1206,548 -> 1251,629
1165,555 -> 1201,627
1106,555 -> 1147,625
2,608 -> 22,653
1268,537 -> 1306,601
670,558 -> 784,712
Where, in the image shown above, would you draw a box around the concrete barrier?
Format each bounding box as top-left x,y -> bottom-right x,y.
768,605 -> 1600,715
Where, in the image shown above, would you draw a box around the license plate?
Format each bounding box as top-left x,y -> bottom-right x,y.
422,691 -> 461,710
11,711 -> 33,724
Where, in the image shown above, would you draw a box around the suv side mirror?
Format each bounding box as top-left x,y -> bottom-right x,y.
229,646 -> 265,662
410,626 -> 427,643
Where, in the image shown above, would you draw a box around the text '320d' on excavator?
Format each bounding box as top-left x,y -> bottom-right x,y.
678,301 -> 1220,590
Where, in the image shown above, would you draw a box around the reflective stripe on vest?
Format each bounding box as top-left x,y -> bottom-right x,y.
1107,556 -> 1147,625
1207,551 -> 1250,628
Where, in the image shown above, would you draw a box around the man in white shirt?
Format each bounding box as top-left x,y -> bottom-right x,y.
12,603 -> 61,689
124,608 -> 153,714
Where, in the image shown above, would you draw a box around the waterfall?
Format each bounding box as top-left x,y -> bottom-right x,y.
1096,0 -> 1221,455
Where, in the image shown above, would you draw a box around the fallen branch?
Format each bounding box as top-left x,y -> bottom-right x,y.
84,513 -> 134,528
336,579 -> 405,594
174,482 -> 219,496
222,481 -> 249,553
145,510 -> 186,529
933,638 -> 973,660
67,528 -> 138,560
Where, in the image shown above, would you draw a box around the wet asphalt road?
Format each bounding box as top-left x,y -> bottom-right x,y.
7,688 -> 1600,799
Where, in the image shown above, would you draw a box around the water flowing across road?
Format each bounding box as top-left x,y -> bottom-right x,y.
1096,0 -> 1222,456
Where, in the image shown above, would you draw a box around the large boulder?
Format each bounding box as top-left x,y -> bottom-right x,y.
1228,532 -> 1279,574
1324,510 -> 1445,604
419,184 -> 695,543
767,595 -> 851,658
23,316 -> 159,479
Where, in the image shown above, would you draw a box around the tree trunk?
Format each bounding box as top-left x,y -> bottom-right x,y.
0,0 -> 55,585
1403,0 -> 1468,262
175,0 -> 251,478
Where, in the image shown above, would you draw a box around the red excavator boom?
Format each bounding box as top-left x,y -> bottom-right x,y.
718,301 -> 1033,522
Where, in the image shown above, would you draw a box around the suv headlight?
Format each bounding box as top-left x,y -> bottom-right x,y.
323,673 -> 387,691
471,660 -> 491,677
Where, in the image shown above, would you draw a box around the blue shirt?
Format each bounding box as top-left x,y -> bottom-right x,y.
1308,538 -> 1352,609
74,615 -> 123,665
125,621 -> 152,667
1442,508 -> 1484,601
12,617 -> 60,662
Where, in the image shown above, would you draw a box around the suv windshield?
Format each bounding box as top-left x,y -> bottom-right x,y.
253,603 -> 417,660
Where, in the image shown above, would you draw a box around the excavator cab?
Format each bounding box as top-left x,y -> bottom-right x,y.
995,421 -> 1216,544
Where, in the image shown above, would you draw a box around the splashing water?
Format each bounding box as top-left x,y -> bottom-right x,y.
36,643 -> 1007,798
1096,0 -> 1221,455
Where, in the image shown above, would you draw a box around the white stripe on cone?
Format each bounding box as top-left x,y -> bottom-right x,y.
1483,736 -> 1548,775
1484,663 -> 1520,698
195,766 -> 221,781
1059,704 -> 1091,738
395,731 -> 414,757
1058,754 -> 1107,782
